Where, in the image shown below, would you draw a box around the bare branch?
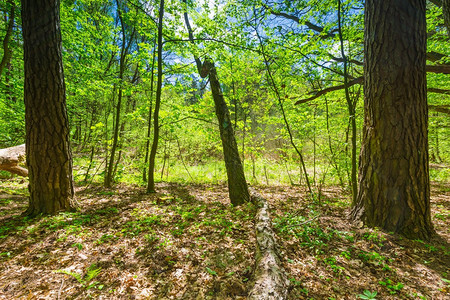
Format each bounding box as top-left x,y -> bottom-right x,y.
295,77 -> 363,105
262,3 -> 336,38
429,0 -> 443,7
428,87 -> 450,94
429,105 -> 450,114
426,51 -> 448,63
426,64 -> 450,74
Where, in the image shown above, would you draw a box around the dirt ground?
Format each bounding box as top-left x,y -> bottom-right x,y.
0,179 -> 448,299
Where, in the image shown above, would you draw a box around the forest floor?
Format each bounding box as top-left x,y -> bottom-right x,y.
0,179 -> 448,299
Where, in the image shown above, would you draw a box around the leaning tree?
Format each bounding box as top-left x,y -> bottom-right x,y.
351,0 -> 434,239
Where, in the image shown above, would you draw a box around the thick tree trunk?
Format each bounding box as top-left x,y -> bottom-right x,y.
207,61 -> 250,205
22,0 -> 75,216
351,0 -> 434,239
0,144 -> 28,177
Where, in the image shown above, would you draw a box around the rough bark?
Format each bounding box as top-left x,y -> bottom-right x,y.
249,193 -> 288,300
0,144 -> 28,177
352,0 -> 434,240
205,60 -> 250,205
22,0 -> 75,216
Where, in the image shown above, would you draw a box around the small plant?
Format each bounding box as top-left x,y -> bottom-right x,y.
144,233 -> 159,245
71,243 -> 83,250
363,230 -> 386,247
340,250 -> 351,260
323,256 -> 345,275
95,233 -> 117,245
357,290 -> 377,299
289,277 -> 302,286
56,263 -> 102,290
379,277 -> 404,294
205,267 -> 217,276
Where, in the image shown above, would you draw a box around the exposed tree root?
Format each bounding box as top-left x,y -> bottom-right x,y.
249,192 -> 289,300
0,144 -> 28,177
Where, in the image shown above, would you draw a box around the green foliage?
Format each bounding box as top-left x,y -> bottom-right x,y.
378,277 -> 404,295
357,290 -> 378,299
274,212 -> 333,254
56,264 -> 102,290
122,209 -> 163,236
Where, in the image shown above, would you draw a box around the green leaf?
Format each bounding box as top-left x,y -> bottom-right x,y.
205,267 -> 217,276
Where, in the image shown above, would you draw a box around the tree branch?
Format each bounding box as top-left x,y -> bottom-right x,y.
295,77 -> 449,105
262,3 -> 336,38
295,77 -> 363,105
429,0 -> 442,7
428,87 -> 450,94
429,105 -> 450,114
426,64 -> 450,74
426,51 -> 448,63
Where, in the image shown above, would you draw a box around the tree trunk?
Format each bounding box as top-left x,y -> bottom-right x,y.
147,0 -> 164,193
182,3 -> 250,205
105,1 -> 127,188
207,61 -> 250,205
443,0 -> 450,36
143,40 -> 156,183
0,0 -> 15,78
337,0 -> 358,206
249,193 -> 289,299
22,0 -> 75,216
351,0 -> 434,240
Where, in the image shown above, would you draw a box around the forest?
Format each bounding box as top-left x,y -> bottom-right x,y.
0,0 -> 449,299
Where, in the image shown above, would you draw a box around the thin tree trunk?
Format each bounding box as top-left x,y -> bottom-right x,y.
0,0 -> 15,78
84,146 -> 95,182
143,40 -> 157,183
337,0 -> 358,205
176,137 -> 193,181
182,2 -> 250,205
207,62 -> 250,205
443,0 -> 450,36
105,2 -> 133,187
255,29 -> 313,196
324,95 -> 345,187
147,0 -> 165,193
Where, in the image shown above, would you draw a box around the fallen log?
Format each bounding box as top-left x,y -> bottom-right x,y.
249,193 -> 289,300
0,144 -> 28,177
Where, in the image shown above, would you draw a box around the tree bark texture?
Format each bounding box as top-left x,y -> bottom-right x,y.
22,0 -> 75,216
249,193 -> 288,299
352,0 -> 434,239
207,61 -> 250,206
0,144 -> 28,177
